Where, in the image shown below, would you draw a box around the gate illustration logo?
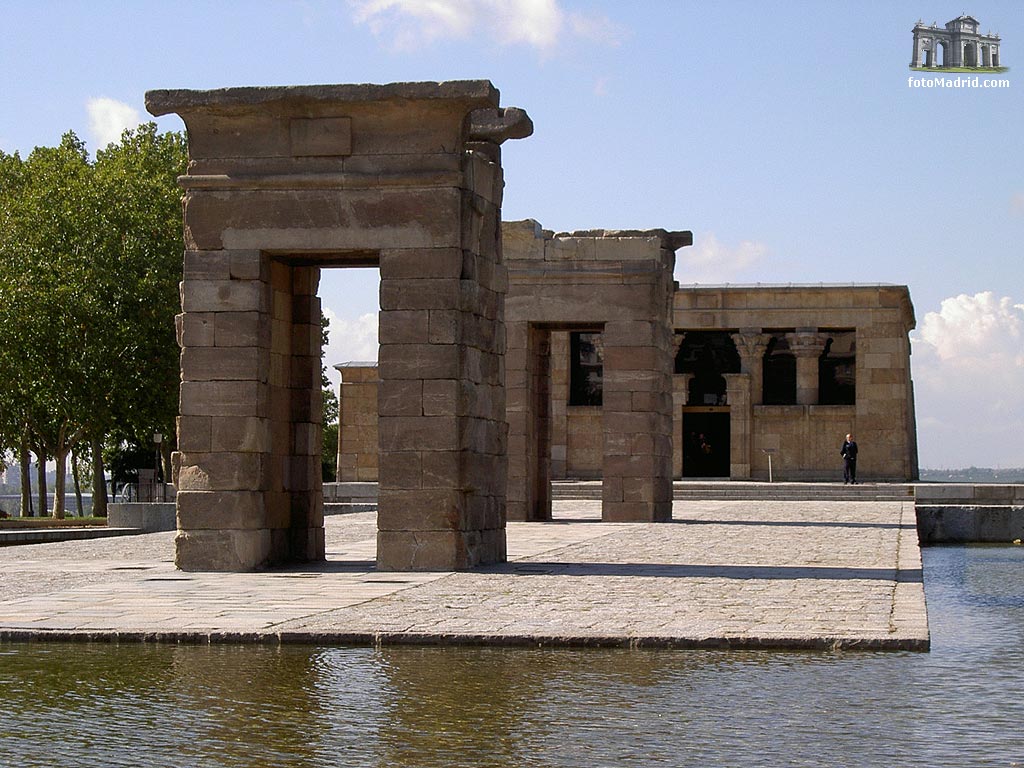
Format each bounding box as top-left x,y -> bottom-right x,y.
911,15 -> 1007,71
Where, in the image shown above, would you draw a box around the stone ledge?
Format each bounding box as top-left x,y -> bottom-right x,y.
0,528 -> 140,546
916,505 -> 1024,544
0,628 -> 928,652
108,503 -> 177,533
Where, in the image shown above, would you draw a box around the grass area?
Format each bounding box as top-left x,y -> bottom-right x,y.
910,66 -> 1009,73
0,517 -> 108,528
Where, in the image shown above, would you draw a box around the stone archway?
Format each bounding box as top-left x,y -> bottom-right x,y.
147,82 -> 531,572
503,221 -> 690,523
964,41 -> 978,67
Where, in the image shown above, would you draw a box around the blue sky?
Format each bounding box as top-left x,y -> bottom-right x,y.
2,1 -> 1022,468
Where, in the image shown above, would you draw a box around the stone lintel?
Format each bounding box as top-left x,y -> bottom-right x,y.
146,80 -> 501,117
555,229 -> 693,252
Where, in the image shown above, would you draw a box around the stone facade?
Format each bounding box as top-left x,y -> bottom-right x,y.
670,285 -> 918,482
911,15 -> 1002,69
148,81 -> 531,572
336,256 -> 919,488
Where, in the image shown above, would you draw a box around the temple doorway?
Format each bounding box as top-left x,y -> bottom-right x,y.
682,408 -> 730,478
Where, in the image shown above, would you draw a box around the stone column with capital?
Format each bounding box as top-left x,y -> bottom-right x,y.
787,329 -> 827,406
730,330 -> 771,405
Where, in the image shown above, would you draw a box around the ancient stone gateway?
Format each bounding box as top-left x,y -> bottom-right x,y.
502,221 -> 691,522
146,81 -> 531,572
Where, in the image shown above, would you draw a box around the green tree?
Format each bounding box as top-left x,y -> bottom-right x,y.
87,124 -> 186,513
0,126 -> 185,518
0,134 -> 97,517
321,312 -> 339,482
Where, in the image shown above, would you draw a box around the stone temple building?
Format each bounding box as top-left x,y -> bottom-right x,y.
911,15 -> 1002,69
337,220 -> 919,518
151,78 -> 918,569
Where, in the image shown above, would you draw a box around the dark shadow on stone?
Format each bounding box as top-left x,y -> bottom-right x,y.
278,559 -> 379,574
673,518 -> 914,531
482,561 -> 923,583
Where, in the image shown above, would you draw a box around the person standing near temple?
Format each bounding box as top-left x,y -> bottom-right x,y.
841,433 -> 859,484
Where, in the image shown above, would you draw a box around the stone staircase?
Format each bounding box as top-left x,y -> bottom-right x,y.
324,479 -> 918,509
552,480 -> 916,502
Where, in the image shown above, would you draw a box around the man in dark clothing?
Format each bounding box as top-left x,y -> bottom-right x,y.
841,433 -> 858,484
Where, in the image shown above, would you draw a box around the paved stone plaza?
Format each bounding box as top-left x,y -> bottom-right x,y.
0,498 -> 928,650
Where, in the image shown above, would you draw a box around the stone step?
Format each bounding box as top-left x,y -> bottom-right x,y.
551,481 -> 915,502
324,502 -> 376,515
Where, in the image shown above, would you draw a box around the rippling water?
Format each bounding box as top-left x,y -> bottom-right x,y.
2,546 -> 1023,767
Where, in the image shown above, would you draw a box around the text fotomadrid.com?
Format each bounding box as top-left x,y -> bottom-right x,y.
907,75 -> 1010,88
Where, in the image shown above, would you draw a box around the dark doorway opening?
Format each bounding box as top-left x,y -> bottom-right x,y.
682,410 -> 730,478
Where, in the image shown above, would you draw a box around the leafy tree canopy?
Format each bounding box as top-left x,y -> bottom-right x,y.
0,125 -> 186,517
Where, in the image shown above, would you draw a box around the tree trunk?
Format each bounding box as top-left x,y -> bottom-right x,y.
91,435 -> 108,518
19,435 -> 32,517
71,446 -> 84,517
35,445 -> 47,517
53,446 -> 68,520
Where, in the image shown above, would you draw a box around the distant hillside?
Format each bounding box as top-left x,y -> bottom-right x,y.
920,468 -> 1024,483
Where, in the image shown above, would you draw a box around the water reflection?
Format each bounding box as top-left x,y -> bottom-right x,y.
1,546 -> 1022,767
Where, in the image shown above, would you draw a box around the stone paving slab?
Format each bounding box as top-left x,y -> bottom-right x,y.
0,500 -> 929,651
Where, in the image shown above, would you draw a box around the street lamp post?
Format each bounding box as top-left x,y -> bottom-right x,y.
153,432 -> 163,502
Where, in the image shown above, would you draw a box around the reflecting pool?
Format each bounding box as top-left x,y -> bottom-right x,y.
2,546 -> 1022,767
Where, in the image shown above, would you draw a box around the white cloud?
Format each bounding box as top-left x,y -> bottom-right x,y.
917,292 -> 1024,365
674,232 -> 768,283
86,97 -> 141,149
348,0 -> 622,52
1011,192 -> 1024,216
911,292 -> 1024,467
322,308 -> 379,386
567,9 -> 626,46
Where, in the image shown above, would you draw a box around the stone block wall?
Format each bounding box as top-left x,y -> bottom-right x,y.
566,406 -> 603,477
335,363 -> 379,482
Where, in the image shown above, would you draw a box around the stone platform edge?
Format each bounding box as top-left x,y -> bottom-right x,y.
0,628 -> 929,652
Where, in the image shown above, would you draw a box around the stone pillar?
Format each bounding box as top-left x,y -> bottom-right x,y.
505,324 -> 552,522
671,373 -> 690,478
285,265 -> 326,562
787,329 -> 827,406
601,320 -> 674,522
731,330 -> 771,405
174,255 -> 326,571
175,249 -> 292,571
375,191 -> 509,568
724,372 -> 751,479
549,332 -> 570,479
